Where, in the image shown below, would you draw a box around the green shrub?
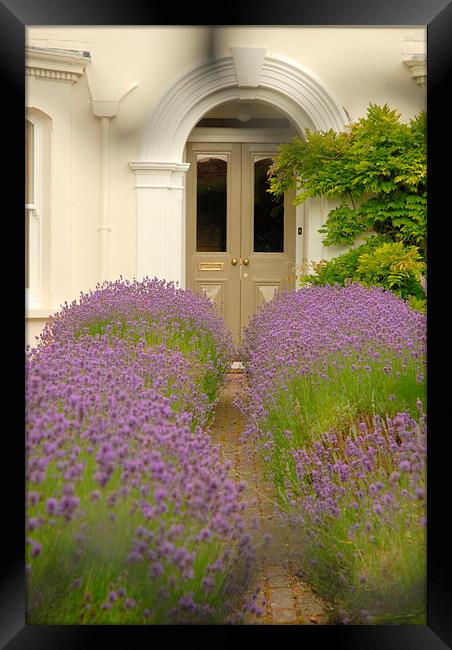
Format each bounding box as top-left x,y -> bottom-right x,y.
407,295 -> 427,313
299,236 -> 384,287
356,242 -> 425,299
300,238 -> 425,302
269,104 -> 426,254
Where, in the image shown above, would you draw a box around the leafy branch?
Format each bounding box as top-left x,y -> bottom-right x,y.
268,104 -> 426,254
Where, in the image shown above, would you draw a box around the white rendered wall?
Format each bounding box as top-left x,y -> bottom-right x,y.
209,27 -> 425,123
25,26 -> 426,346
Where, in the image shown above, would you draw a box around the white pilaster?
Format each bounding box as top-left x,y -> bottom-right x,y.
129,162 -> 190,285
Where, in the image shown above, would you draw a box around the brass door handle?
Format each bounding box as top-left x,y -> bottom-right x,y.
243,258 -> 250,266
231,257 -> 238,265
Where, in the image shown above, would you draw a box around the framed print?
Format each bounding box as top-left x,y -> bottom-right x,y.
2,0 -> 451,647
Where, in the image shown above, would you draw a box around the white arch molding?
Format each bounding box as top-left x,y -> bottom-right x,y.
129,50 -> 348,284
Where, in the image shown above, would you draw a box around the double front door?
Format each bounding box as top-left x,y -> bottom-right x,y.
186,142 -> 296,344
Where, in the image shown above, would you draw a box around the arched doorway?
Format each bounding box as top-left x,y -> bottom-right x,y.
185,100 -> 298,341
129,49 -> 347,320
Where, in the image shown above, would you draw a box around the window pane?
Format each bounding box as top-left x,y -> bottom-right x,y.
254,157 -> 284,253
196,155 -> 227,252
25,119 -> 34,204
25,119 -> 34,289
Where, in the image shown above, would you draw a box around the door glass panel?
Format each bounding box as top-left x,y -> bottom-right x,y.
196,155 -> 227,252
253,156 -> 284,252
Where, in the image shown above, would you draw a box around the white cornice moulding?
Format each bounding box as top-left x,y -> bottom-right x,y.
402,40 -> 426,86
402,56 -> 427,86
129,162 -> 190,190
26,46 -> 91,84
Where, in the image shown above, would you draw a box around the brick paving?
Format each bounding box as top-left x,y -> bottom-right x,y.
209,371 -> 332,625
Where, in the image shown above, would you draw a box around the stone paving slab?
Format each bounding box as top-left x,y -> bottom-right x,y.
209,371 -> 332,625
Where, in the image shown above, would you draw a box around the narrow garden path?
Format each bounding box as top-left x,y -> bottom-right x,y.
209,370 -> 332,625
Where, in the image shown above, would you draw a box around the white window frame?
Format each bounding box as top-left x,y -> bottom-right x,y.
25,112 -> 45,310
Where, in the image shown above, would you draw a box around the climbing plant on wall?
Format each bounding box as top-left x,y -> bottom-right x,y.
267,104 -> 427,308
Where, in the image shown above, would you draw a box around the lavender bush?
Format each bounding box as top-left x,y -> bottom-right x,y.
26,281 -> 253,624
290,408 -> 426,623
38,277 -> 235,405
239,283 -> 426,623
241,283 -> 425,459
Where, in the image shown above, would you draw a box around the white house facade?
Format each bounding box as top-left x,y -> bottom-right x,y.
25,26 -> 426,345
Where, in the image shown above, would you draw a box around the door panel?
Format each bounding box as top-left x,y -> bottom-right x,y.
256,282 -> 279,307
194,280 -> 226,315
186,143 -> 241,342
240,144 -> 296,333
186,141 -> 295,344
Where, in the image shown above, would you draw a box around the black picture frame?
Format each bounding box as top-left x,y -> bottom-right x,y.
3,0 -> 451,647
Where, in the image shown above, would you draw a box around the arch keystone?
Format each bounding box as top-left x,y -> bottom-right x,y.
131,52 -> 348,284
230,47 -> 267,87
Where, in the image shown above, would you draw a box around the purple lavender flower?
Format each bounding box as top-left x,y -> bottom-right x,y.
25,278 -> 256,624
389,471 -> 401,484
150,562 -> 164,578
124,598 -> 136,609
45,498 -> 58,514
29,540 -> 42,559
179,593 -> 196,610
399,460 -> 411,473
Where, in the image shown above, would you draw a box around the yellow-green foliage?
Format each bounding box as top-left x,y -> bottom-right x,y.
356,242 -> 425,298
